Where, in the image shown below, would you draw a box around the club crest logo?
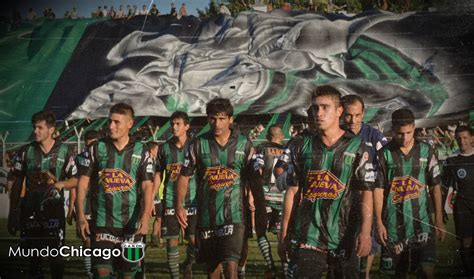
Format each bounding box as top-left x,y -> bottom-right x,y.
390,176 -> 424,204
457,168 -> 467,179
121,241 -> 145,263
166,163 -> 182,182
100,168 -> 135,194
205,166 -> 239,190
304,170 -> 346,201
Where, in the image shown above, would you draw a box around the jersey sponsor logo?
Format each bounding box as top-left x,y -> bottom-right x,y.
100,168 -> 136,194
204,166 -> 239,190
457,168 -> 467,179
166,163 -> 182,182
390,176 -> 424,204
304,170 -> 346,201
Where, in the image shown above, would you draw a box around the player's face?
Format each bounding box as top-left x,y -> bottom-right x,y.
33,120 -> 55,143
393,124 -> 415,148
312,96 -> 343,132
455,131 -> 473,153
209,113 -> 233,136
343,101 -> 364,134
149,146 -> 158,158
108,113 -> 133,141
171,118 -> 189,138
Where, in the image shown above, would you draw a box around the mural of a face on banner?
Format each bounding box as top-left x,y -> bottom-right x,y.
48,10 -> 474,130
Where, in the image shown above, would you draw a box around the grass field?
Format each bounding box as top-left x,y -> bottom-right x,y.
0,217 -> 464,278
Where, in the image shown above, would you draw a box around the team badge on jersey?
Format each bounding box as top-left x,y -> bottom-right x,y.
166,163 -> 182,182
304,170 -> 345,201
205,166 -> 239,190
100,168 -> 136,194
121,241 -> 145,263
390,176 -> 424,204
457,168 -> 467,179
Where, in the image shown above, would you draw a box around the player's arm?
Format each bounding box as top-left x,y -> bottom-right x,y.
428,151 -> 446,241
136,152 -> 156,235
175,140 -> 197,229
7,150 -> 27,235
77,175 -> 91,240
67,188 -> 77,225
373,149 -> 387,246
354,148 -> 375,257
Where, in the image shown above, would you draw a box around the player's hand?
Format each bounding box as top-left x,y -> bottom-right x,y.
66,209 -> 74,226
135,218 -> 149,236
442,210 -> 449,224
248,193 -> 255,212
7,208 -> 20,236
435,219 -> 446,241
43,171 -> 58,185
176,206 -> 188,229
151,205 -> 156,217
356,233 -> 371,257
377,222 -> 388,246
78,217 -> 90,241
277,232 -> 290,262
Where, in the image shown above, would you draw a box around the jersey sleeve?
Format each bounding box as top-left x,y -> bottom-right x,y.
180,138 -> 198,177
11,147 -> 27,178
427,147 -> 442,187
352,144 -> 376,191
155,144 -> 166,174
138,151 -> 155,182
77,144 -> 95,177
374,148 -> 388,190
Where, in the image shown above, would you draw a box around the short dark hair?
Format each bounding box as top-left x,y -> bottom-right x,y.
206,98 -> 233,117
391,109 -> 415,128
170,111 -> 190,125
341,94 -> 365,111
147,141 -> 159,150
31,110 -> 56,128
110,103 -> 134,119
455,125 -> 472,136
266,124 -> 282,141
84,130 -> 99,143
311,85 -> 342,108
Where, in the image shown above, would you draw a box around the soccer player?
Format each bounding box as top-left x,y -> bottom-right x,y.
279,85 -> 375,278
154,111 -> 197,279
176,98 -> 255,279
252,124 -> 286,276
69,130 -> 100,278
341,94 -> 387,278
76,103 -> 154,279
374,108 -> 446,278
444,125 -> 474,275
8,110 -> 78,279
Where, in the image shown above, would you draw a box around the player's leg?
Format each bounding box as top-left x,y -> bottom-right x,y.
221,224 -> 245,279
413,236 -> 436,279
380,244 -> 407,278
91,232 -> 114,278
454,198 -> 474,275
151,201 -> 163,247
183,212 -> 197,279
255,193 -> 276,274
238,239 -> 248,278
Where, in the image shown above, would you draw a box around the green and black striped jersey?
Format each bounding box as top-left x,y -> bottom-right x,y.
77,137 -> 154,232
12,140 -> 77,213
285,132 -> 375,250
156,137 -> 197,209
181,130 -> 254,229
376,140 -> 441,244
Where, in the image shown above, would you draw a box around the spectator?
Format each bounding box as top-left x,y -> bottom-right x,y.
43,8 -> 49,17
103,6 -> 108,16
70,7 -> 78,19
140,4 -> 148,15
127,5 -> 133,17
170,3 -> 177,16
267,3 -> 273,13
179,3 -> 187,18
46,8 -> 55,19
219,3 -> 231,15
108,6 -> 116,18
27,8 -> 37,21
115,5 -> 125,18
149,4 -> 160,16
64,11 -> 70,18
94,6 -> 104,18
282,2 -> 292,12
133,5 -> 139,16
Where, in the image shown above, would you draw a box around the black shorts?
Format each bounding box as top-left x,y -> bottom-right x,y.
161,207 -> 197,239
153,201 -> 163,218
380,233 -> 436,276
453,198 -> 474,239
293,247 -> 358,279
20,207 -> 66,249
91,229 -> 143,276
197,224 -> 245,263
